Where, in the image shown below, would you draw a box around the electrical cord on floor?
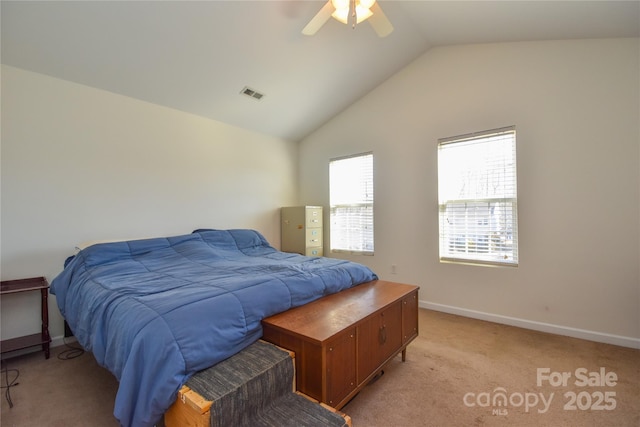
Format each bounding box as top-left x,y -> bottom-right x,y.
57,336 -> 85,360
0,337 -> 84,408
1,359 -> 20,408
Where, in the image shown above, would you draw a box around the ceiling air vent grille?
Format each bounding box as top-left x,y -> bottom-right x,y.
240,86 -> 265,101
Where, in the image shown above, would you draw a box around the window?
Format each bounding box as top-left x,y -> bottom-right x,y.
438,126 -> 518,266
329,152 -> 374,255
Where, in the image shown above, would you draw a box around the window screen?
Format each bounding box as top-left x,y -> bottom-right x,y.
438,127 -> 518,266
329,152 -> 374,255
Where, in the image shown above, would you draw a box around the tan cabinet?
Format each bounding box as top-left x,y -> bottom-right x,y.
281,206 -> 323,256
262,280 -> 419,409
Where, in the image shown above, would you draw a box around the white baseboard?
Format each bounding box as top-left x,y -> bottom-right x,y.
420,300 -> 640,350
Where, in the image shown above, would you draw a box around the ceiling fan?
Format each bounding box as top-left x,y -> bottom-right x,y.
302,0 -> 394,38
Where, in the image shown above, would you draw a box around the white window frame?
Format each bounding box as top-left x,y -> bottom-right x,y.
437,126 -> 518,267
329,152 -> 374,255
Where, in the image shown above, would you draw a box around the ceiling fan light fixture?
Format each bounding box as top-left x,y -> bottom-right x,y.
331,2 -> 373,25
302,0 -> 392,37
355,6 -> 373,23
332,8 -> 372,25
331,0 -> 350,10
331,7 -> 349,24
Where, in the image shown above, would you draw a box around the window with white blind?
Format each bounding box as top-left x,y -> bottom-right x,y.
438,126 -> 518,266
329,152 -> 374,255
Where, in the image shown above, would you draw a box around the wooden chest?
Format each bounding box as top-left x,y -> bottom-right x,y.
261,280 -> 419,409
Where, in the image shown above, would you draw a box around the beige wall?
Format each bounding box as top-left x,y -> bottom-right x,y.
1,65 -> 298,342
298,38 -> 640,346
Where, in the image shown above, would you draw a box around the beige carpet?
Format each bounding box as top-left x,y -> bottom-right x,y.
1,309 -> 638,427
343,310 -> 640,427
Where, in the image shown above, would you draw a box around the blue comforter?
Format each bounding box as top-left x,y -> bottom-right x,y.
51,229 -> 377,427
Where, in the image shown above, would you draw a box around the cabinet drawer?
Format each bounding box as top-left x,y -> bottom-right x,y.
305,247 -> 323,257
306,207 -> 322,228
306,228 -> 322,247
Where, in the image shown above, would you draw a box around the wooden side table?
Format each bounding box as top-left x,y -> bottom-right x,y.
0,277 -> 51,359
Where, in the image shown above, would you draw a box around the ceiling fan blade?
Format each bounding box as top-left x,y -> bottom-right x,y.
368,2 -> 393,37
302,1 -> 335,36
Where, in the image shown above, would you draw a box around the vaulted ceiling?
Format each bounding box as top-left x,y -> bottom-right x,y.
2,1 -> 638,142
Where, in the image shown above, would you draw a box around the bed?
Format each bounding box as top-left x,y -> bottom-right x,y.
50,229 -> 377,427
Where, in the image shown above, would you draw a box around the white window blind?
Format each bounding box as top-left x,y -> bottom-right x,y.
329,152 -> 374,255
438,127 -> 518,266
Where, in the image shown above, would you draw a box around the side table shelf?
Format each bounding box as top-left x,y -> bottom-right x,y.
0,277 -> 51,359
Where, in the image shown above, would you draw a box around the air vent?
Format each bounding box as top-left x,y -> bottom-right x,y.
240,86 -> 265,101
